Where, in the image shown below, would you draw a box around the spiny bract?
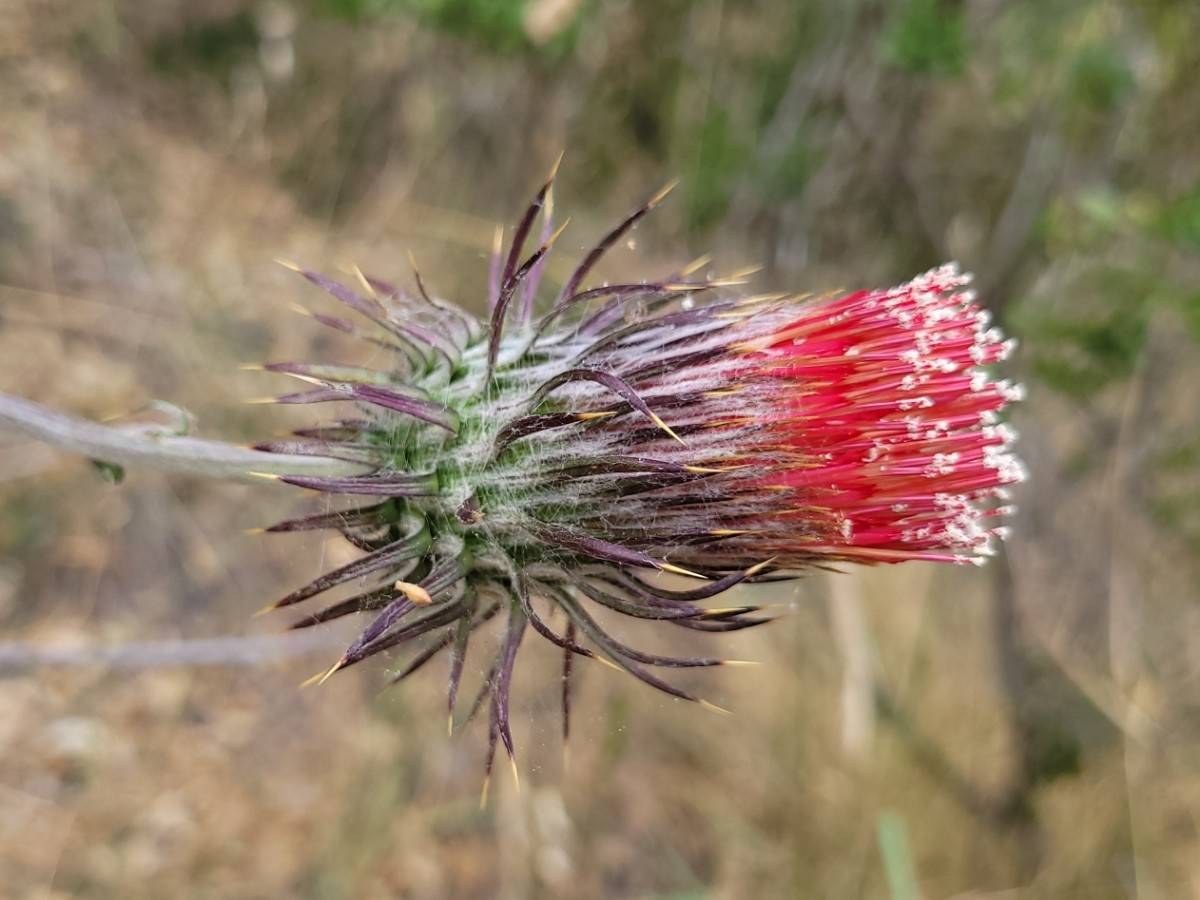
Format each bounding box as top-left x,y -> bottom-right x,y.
252,167 -> 1023,781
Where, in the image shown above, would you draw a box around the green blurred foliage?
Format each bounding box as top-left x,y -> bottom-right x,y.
90,460 -> 126,484
1067,41 -> 1135,114
1156,185 -> 1200,251
314,0 -> 586,55
148,10 -> 259,75
1178,292 -> 1200,343
1018,267 -> 1152,398
686,106 -> 749,232
883,0 -> 967,77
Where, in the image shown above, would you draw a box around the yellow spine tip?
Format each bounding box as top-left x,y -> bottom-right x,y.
545,218 -> 571,248
246,471 -> 283,481
745,557 -> 779,577
448,713 -> 455,738
509,757 -> 522,793
649,412 -> 686,445
699,699 -> 734,717
480,776 -> 491,810
728,264 -> 763,279
283,373 -> 323,387
649,178 -> 680,206
274,258 -> 302,272
300,672 -> 333,691
593,654 -> 623,673
658,562 -> 705,579
251,601 -> 279,618
548,150 -> 565,182
352,264 -> 378,299
736,292 -> 789,306
312,657 -> 344,686
720,660 -> 761,668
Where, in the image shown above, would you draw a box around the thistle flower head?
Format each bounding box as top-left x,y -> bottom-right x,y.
255,170 -> 1023,779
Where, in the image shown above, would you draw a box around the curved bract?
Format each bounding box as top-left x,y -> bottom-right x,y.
255,171 -> 1023,782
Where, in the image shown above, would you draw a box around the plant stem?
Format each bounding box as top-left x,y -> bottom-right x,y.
0,393 -> 371,480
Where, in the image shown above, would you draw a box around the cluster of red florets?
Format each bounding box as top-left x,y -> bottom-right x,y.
751,265 -> 1023,565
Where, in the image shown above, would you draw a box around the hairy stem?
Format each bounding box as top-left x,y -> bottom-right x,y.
0,393 -> 371,480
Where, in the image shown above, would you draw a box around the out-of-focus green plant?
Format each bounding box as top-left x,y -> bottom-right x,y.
685,106 -> 749,232
314,0 -> 587,56
1017,266 -> 1152,398
1156,185 -> 1200,252
883,0 -> 966,77
1067,41 -> 1135,115
148,11 -> 260,75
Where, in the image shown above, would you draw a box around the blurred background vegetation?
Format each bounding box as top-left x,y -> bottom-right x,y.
2,0 -> 1199,897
